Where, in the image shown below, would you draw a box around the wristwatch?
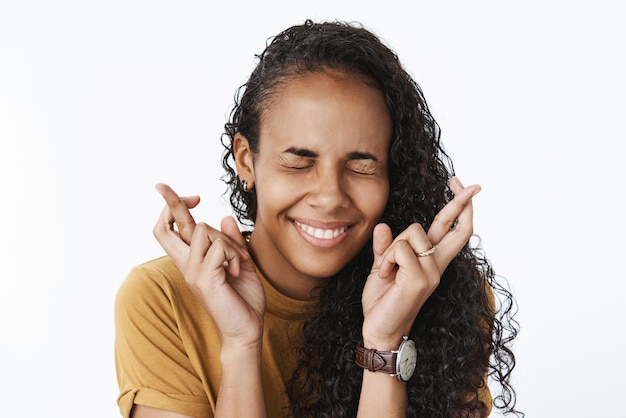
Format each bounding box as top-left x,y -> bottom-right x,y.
355,336 -> 417,381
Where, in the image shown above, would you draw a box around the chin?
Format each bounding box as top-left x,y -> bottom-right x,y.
295,257 -> 351,280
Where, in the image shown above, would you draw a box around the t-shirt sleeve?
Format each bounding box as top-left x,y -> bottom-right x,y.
114,261 -> 212,418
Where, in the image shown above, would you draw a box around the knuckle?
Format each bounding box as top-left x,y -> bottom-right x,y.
413,274 -> 439,294
191,222 -> 209,238
432,211 -> 450,227
152,222 -> 168,238
211,237 -> 227,250
407,222 -> 425,235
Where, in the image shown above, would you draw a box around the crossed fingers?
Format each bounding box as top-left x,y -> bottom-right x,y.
426,176 -> 480,261
374,177 -> 480,280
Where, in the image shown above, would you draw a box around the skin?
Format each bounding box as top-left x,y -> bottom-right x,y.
134,70 -> 481,418
237,70 -> 392,300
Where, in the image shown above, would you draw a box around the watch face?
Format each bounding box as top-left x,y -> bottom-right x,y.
396,339 -> 417,381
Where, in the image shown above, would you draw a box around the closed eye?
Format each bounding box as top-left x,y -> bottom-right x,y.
346,161 -> 380,175
285,163 -> 313,170
346,151 -> 381,175
282,161 -> 313,170
278,154 -> 314,170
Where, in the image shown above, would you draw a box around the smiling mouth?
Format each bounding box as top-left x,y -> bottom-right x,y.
292,220 -> 349,240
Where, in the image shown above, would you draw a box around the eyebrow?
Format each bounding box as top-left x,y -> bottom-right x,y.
283,147 -> 379,162
346,151 -> 379,162
283,147 -> 318,158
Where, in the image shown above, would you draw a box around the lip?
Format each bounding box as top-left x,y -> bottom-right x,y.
291,218 -> 352,249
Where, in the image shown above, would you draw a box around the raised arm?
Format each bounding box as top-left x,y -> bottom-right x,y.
357,177 -> 481,417
143,184 -> 267,418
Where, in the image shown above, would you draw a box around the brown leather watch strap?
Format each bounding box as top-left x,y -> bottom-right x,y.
355,341 -> 397,374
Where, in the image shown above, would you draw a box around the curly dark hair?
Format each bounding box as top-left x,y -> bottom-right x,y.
221,20 -> 522,417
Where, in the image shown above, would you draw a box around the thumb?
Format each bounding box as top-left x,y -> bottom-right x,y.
372,223 -> 393,267
220,216 -> 247,249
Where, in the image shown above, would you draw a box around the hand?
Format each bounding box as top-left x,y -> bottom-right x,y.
361,177 -> 480,349
153,183 -> 265,351
153,182 -> 200,250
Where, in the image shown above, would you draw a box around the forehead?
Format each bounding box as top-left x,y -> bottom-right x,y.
263,69 -> 386,114
258,70 -> 392,154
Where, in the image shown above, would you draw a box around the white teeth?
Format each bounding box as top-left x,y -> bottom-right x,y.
295,221 -> 347,240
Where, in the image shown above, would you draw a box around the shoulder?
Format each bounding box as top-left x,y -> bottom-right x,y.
117,256 -> 182,298
114,257 -> 215,418
114,256 -> 189,323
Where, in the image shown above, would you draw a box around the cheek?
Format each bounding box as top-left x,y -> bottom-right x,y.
356,181 -> 389,220
254,173 -> 303,213
374,186 -> 390,218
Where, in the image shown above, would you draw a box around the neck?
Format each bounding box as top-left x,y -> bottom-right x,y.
247,232 -> 326,301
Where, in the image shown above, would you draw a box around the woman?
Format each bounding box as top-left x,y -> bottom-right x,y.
115,20 -> 520,417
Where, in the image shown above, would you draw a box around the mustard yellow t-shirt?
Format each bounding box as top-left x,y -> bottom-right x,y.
115,256 -> 493,417
114,256 -> 315,417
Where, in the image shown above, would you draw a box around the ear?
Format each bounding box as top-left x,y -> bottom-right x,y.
233,133 -> 255,188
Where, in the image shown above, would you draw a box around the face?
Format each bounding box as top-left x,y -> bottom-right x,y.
235,70 -> 392,299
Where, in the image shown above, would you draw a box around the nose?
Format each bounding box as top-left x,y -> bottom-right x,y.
305,166 -> 350,211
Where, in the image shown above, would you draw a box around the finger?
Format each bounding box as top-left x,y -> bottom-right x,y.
378,224 -> 438,278
151,202 -> 191,269
427,177 -> 480,245
182,195 -> 201,209
377,238 -> 409,279
446,177 -> 477,245
220,216 -> 248,255
437,191 -> 474,265
152,196 -> 200,237
434,184 -> 476,264
186,224 -> 243,280
155,182 -> 199,244
219,216 -> 250,263
449,176 -> 465,195
206,237 -> 243,278
372,223 -> 393,268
